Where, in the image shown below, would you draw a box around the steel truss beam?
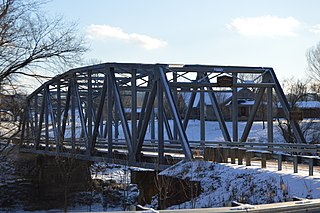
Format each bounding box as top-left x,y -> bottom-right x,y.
20,63 -> 307,168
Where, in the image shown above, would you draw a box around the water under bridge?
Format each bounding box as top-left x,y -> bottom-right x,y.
19,63 -> 310,170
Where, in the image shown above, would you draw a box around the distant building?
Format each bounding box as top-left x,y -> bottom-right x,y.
183,88 -> 267,121
276,101 -> 320,119
223,88 -> 259,121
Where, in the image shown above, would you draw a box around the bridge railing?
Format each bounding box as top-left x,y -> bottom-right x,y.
20,137 -> 320,157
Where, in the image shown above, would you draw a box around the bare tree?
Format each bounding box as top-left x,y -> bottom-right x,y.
276,78 -> 320,144
0,0 -> 88,83
307,41 -> 320,82
283,78 -> 308,105
0,0 -> 88,153
276,78 -> 307,143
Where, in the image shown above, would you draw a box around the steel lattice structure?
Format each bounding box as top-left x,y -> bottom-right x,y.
20,63 -> 306,169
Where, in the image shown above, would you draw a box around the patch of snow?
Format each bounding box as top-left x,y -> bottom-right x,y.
296,101 -> 320,109
277,101 -> 320,109
159,160 -> 320,209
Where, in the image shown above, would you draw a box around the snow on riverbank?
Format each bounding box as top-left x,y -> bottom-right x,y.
159,160 -> 320,209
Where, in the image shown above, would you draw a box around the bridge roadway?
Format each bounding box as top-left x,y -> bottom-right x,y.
19,139 -> 320,175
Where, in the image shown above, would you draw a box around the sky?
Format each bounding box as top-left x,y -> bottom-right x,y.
44,0 -> 320,81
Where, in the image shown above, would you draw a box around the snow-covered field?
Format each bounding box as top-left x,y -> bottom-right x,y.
72,119 -> 319,143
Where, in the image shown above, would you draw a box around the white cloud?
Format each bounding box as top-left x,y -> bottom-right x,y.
309,24 -> 320,34
228,16 -> 300,37
86,24 -> 167,50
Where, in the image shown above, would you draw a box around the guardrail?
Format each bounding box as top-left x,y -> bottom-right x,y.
201,143 -> 320,176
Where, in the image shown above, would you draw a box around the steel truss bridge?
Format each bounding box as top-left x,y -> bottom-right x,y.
19,63 -> 307,169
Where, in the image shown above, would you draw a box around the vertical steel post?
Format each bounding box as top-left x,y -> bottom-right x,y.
308,157 -> 314,176
56,80 -> 61,152
267,87 -> 273,144
131,69 -> 137,155
87,71 -> 93,153
173,70 -> 178,140
19,104 -> 28,146
71,78 -> 76,152
114,107 -> 119,142
107,72 -> 113,157
151,108 -> 155,142
232,73 -> 238,142
200,87 -> 205,143
44,87 -> 49,150
114,104 -> 119,140
293,155 -> 298,173
34,95 -> 38,132
157,78 -> 165,164
278,154 -> 282,171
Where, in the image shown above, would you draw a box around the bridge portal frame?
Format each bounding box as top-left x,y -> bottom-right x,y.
20,63 -> 306,169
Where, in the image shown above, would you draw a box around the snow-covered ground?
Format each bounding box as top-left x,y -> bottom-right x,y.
158,160 -> 320,209
63,119 -> 319,143
81,156 -> 320,211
